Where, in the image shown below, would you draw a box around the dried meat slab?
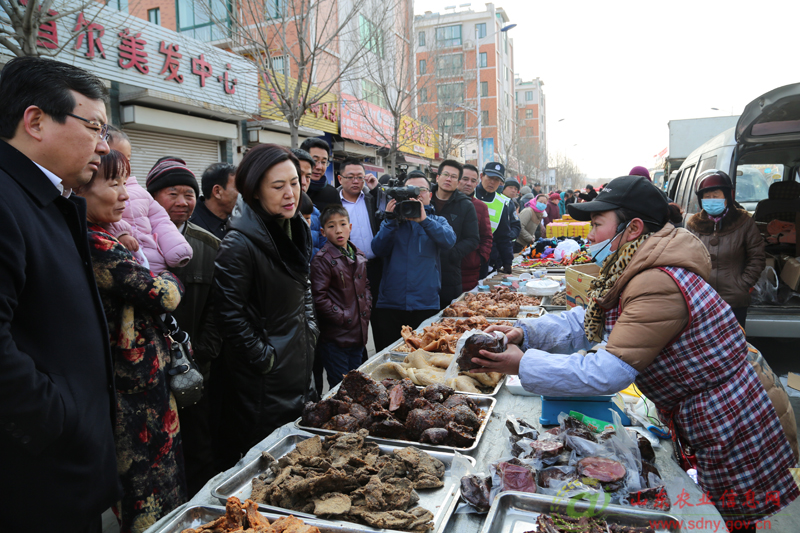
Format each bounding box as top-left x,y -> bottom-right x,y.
576,457 -> 626,483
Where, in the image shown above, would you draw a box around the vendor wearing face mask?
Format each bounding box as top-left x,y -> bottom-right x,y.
686,170 -> 765,327
471,175 -> 798,532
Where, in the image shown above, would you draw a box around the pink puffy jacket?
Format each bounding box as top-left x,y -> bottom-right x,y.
108,176 -> 193,274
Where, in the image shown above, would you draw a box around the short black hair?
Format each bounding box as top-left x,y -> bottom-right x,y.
320,204 -> 350,226
235,144 -> 299,210
438,159 -> 463,179
462,164 -> 479,176
201,162 -> 237,198
299,191 -> 314,216
107,125 -> 129,146
340,157 -> 365,174
291,148 -> 314,168
0,57 -> 107,139
299,137 -> 330,157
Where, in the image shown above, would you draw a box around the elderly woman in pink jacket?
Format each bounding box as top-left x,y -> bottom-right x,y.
106,128 -> 193,274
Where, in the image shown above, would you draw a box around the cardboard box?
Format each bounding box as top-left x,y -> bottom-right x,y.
765,253 -> 778,272
565,263 -> 601,308
780,257 -> 800,291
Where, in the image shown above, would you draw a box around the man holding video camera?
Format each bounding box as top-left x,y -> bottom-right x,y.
371,170 -> 456,352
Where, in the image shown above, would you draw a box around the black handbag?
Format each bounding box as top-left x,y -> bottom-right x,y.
160,315 -> 204,408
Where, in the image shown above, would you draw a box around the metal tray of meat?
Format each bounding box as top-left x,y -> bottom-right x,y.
212,433 -> 474,533
480,491 -> 681,533
153,504 -> 367,533
539,295 -> 567,313
295,395 -> 496,454
357,351 -> 503,398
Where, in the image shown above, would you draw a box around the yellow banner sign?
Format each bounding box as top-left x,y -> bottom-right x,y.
259,72 -> 339,134
397,115 -> 435,160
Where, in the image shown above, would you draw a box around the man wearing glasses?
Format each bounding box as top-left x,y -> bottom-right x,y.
431,159 -> 479,309
0,57 -> 120,531
300,137 -> 341,211
370,170 -> 456,351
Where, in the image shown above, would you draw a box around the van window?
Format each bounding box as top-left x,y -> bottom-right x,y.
677,165 -> 695,207
687,173 -> 702,215
735,164 -> 781,208
697,155 -> 717,175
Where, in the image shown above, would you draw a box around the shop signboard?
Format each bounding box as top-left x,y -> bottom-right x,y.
260,72 -> 339,134
397,115 -> 435,160
340,94 -> 392,147
0,1 -> 259,115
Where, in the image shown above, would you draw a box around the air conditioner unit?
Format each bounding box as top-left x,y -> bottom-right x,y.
463,41 -> 475,50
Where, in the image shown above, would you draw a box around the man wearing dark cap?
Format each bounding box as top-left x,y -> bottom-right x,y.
150,157 -> 222,496
470,174 -> 799,531
475,162 -> 520,276
532,182 -> 542,196
503,179 -> 521,212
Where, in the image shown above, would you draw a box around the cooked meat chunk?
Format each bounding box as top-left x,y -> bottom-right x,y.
337,370 -> 389,408
445,421 -> 476,447
419,428 -> 449,445
387,379 -> 420,419
322,414 -> 361,433
301,399 -> 351,428
460,475 -> 492,512
442,394 -> 479,414
450,404 -> 480,430
420,383 -> 454,403
405,408 -> 451,440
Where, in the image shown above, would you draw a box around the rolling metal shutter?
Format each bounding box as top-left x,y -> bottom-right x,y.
124,130 -> 221,189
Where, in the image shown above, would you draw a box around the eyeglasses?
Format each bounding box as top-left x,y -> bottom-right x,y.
440,172 -> 459,180
67,113 -> 109,141
312,157 -> 329,167
418,187 -> 430,193
342,175 -> 365,182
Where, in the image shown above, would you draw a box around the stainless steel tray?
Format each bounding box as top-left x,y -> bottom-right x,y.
358,351 -> 503,398
480,491 -> 681,533
212,433 -> 474,533
295,395 -> 496,454
154,504 -> 365,533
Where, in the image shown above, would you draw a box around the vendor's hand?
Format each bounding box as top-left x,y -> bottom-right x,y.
484,325 -> 524,345
118,234 -> 140,252
406,198 -> 427,223
365,174 -> 379,190
469,343 -> 525,376
385,199 -> 397,213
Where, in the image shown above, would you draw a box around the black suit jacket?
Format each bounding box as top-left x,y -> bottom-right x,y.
0,140 -> 120,530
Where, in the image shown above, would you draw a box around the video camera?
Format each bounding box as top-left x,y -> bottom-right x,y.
375,177 -> 423,221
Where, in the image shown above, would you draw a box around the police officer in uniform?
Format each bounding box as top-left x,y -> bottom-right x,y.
475,162 -> 520,276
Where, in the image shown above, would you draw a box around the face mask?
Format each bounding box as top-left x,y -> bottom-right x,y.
588,222 -> 630,267
535,202 -> 547,211
702,198 -> 726,216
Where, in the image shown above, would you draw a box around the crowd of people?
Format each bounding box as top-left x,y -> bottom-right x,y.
2,56 -> 794,533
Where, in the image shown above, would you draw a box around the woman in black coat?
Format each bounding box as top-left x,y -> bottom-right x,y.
213,144 -> 318,469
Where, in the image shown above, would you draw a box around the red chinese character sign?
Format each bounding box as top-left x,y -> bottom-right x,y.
18,0 -> 58,49
159,42 -> 183,83
73,12 -> 105,59
118,29 -> 149,74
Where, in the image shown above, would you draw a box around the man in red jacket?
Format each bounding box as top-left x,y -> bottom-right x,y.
458,164 -> 493,291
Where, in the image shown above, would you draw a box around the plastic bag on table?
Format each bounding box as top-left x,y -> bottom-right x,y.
752,266 -> 779,305
552,239 -> 581,261
455,451 -> 491,514
489,456 -> 539,503
445,329 -> 507,383
504,414 -> 540,457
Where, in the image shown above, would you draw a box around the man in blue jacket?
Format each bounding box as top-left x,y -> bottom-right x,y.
371,171 -> 456,351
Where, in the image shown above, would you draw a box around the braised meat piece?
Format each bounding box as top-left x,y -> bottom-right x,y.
387,379 -> 420,419
637,436 -> 656,464
411,397 -> 435,410
538,466 -> 577,488
450,404 -> 480,430
420,383 -> 454,403
322,414 -> 361,433
529,440 -> 564,459
419,428 -> 449,445
348,403 -> 370,425
496,458 -> 537,493
302,399 -> 351,428
445,421 -> 476,447
381,379 -> 401,389
405,407 -> 452,440
536,513 -> 608,533
563,416 -> 597,443
442,394 -> 479,414
460,475 -> 492,512
577,457 -> 627,492
337,371 -> 389,408
457,331 -> 506,371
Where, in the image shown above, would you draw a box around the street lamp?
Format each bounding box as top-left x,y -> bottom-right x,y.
476,21 -> 516,169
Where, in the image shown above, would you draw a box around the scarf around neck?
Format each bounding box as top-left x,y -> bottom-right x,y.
584,233 -> 651,343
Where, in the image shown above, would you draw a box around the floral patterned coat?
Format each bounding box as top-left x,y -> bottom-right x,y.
88,224 -> 186,533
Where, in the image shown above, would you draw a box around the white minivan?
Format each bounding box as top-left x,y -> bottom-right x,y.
668,82 -> 800,337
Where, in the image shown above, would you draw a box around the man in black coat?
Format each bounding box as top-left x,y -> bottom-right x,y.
300,137 -> 341,211
431,161 -> 480,308
0,57 -> 120,532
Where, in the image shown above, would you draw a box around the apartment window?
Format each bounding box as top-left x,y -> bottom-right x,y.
419,31 -> 425,47
481,110 -> 489,125
435,24 -> 462,47
110,0 -> 128,13
265,0 -> 285,18
525,109 -> 533,119
476,23 -> 486,39
419,59 -> 426,75
437,82 -> 464,103
527,127 -> 534,136
436,53 -> 463,77
420,116 -> 431,125
439,111 -> 465,133
419,88 -> 428,103
480,81 -> 488,97
479,52 -> 487,68
362,79 -> 386,108
148,7 -> 160,25
525,90 -> 533,101
505,67 -> 509,82
178,0 -> 231,42
360,15 -> 384,58
506,94 -> 510,108
269,55 -> 290,77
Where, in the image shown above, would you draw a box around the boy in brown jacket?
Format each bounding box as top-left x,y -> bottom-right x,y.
311,205 -> 372,387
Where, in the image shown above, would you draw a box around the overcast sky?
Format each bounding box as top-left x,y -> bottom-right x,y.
414,0 -> 800,181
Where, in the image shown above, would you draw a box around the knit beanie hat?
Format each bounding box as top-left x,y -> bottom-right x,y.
146,157 -> 199,196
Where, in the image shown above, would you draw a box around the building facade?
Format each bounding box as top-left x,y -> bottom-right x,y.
515,77 -> 547,183
414,3 -> 517,171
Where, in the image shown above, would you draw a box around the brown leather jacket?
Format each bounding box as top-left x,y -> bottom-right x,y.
685,207 -> 766,308
310,241 -> 372,347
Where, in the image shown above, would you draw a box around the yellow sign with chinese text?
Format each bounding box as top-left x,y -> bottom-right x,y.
259,72 -> 339,134
397,115 -> 435,160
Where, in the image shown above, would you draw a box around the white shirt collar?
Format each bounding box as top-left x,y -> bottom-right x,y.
34,162 -> 71,198
339,189 -> 364,204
